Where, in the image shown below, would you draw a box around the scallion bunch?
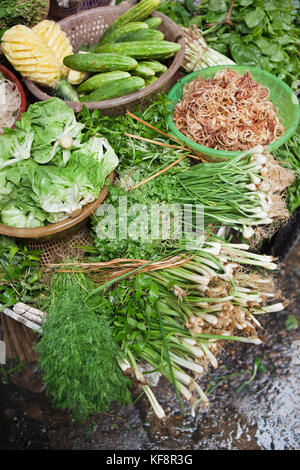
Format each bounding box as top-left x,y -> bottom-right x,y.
181,25 -> 235,73
177,146 -> 294,240
94,237 -> 285,418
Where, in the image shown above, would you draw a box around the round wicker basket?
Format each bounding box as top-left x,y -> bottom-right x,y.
24,3 -> 185,116
0,172 -> 114,240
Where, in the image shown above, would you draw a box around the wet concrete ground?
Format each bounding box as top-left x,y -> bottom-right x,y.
0,239 -> 299,450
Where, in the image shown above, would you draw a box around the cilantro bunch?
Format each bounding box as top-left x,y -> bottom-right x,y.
78,94 -> 190,261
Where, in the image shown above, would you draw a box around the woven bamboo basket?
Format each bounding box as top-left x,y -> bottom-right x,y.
24,3 -> 185,116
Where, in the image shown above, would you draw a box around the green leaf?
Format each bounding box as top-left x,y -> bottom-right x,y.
270,47 -> 285,62
263,1 -> 278,12
184,0 -> 195,13
149,281 -> 160,304
245,7 -> 265,28
188,15 -> 205,28
229,34 -> 262,65
207,0 -> 227,12
135,287 -> 143,303
9,244 -> 19,263
137,322 -> 147,331
285,315 -> 299,331
206,11 -> 227,23
0,288 -> 18,306
127,317 -> 138,328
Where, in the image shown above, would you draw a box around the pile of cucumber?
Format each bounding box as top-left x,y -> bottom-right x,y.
61,0 -> 182,102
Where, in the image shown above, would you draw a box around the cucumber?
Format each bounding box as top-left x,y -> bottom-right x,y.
144,17 -> 162,28
77,71 -> 131,94
144,76 -> 158,86
94,41 -> 181,59
156,64 -> 168,76
79,76 -> 145,102
132,62 -> 155,78
63,53 -> 138,72
98,0 -> 161,44
98,22 -> 149,46
116,28 -> 164,43
53,77 -> 79,102
138,59 -> 166,74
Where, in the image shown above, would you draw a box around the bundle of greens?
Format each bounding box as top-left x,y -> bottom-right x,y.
84,94 -> 295,253
35,93 -> 293,420
156,0 -> 193,27
181,24 -> 236,73
176,145 -> 294,240
190,0 -> 300,88
0,0 -> 48,33
35,272 -> 131,421
0,98 -> 118,227
77,93 -> 180,173
0,235 -> 44,307
77,94 -> 193,260
90,165 -> 189,261
82,236 -> 285,417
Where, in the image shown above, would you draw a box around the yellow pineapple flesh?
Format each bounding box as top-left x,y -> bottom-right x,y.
32,20 -> 74,77
1,25 -> 61,87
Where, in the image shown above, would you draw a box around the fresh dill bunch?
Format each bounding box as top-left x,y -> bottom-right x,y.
35,272 -> 131,421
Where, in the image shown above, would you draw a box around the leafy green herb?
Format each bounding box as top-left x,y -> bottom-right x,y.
192,0 -> 300,88
0,0 -> 48,30
35,272 -> 131,421
78,94 -> 190,261
156,0 -> 192,26
90,166 -> 188,261
0,235 -> 45,307
229,33 -> 262,66
77,93 -> 175,172
285,315 -> 299,331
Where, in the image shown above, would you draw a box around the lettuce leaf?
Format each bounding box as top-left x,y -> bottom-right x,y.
30,137 -> 118,223
1,193 -> 48,228
27,98 -> 84,165
0,98 -> 119,228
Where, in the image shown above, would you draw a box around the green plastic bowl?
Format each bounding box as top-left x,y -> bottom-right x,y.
167,65 -> 300,160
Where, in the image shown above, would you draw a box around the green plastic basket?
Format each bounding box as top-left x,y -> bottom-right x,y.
167,65 -> 300,161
